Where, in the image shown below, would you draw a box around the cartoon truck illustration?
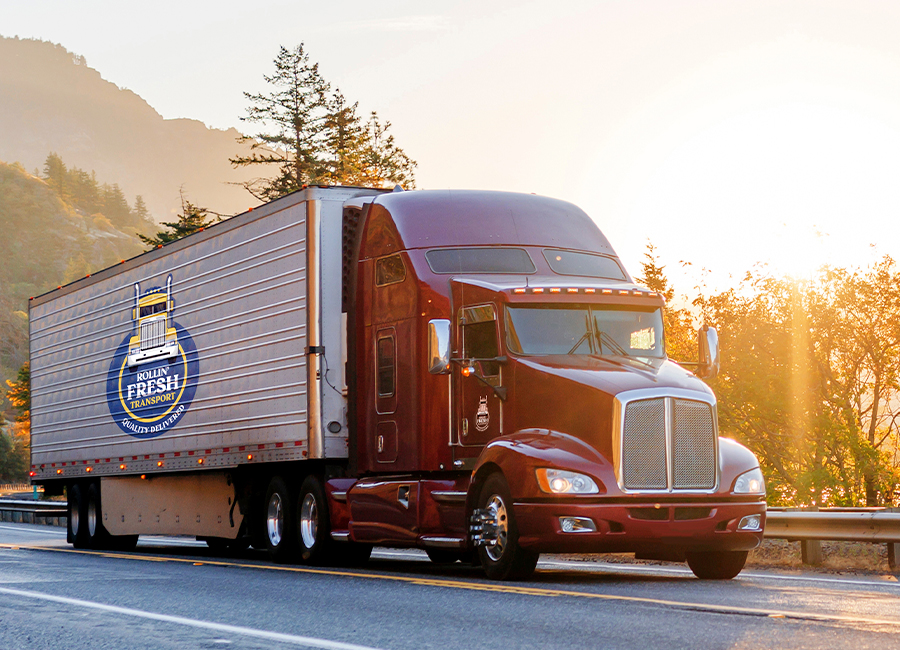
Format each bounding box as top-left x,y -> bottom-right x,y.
126,275 -> 178,369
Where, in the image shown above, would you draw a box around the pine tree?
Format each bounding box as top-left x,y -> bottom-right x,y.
42,153 -> 68,200
230,44 -> 330,200
321,90 -> 366,185
357,112 -> 417,189
138,193 -> 217,249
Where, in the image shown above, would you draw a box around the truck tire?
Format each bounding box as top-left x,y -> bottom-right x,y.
475,474 -> 539,581
85,482 -> 111,549
296,475 -> 335,565
68,483 -> 88,549
264,476 -> 297,563
686,550 -> 748,580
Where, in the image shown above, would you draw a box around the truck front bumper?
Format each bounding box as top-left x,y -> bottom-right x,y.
514,499 -> 765,554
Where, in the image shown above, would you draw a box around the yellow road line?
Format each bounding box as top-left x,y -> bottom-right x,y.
2,543 -> 898,628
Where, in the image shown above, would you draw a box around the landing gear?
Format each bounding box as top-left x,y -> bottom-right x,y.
686,550 -> 748,580
472,474 -> 538,581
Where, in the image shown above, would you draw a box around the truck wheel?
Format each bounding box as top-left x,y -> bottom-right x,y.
86,482 -> 111,549
68,483 -> 88,549
296,476 -> 334,565
264,476 -> 297,563
686,550 -> 748,580
476,474 -> 539,581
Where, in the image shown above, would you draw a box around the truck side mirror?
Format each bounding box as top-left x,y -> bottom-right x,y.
697,325 -> 720,379
427,319 -> 451,375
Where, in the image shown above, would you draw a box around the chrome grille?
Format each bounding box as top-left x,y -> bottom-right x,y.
673,400 -> 716,489
620,396 -> 717,491
622,398 -> 667,489
140,319 -> 166,350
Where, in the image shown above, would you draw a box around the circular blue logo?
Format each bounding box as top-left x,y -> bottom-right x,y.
106,322 -> 199,439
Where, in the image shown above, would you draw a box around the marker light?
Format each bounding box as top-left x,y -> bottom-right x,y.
585,288 -> 596,294
601,289 -> 612,295
120,464 -> 126,470
157,461 -> 163,467
618,290 -> 629,295
57,469 -> 62,475
536,469 -> 600,495
567,288 -> 579,293
550,287 -> 561,293
532,288 -> 544,294
733,468 -> 765,494
247,454 -> 253,461
513,288 -> 526,294
85,467 -> 93,473
198,458 -> 204,465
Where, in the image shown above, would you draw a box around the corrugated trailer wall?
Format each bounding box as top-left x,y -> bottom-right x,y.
30,193 -> 314,480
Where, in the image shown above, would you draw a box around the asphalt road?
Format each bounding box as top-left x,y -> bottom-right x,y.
1,523 -> 899,650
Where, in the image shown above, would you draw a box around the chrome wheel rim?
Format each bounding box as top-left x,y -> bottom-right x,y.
70,500 -> 79,536
299,493 -> 318,549
485,494 -> 508,562
266,493 -> 284,547
87,496 -> 97,538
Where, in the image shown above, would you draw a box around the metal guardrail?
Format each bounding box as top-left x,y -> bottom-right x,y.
0,498 -> 67,526
765,509 -> 900,543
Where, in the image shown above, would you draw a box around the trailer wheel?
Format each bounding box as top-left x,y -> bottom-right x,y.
68,483 -> 88,549
264,476 -> 297,562
475,474 -> 538,581
296,475 -> 335,565
86,482 -> 113,549
686,550 -> 748,580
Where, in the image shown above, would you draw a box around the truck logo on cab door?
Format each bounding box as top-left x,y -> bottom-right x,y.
475,395 -> 490,432
105,274 -> 199,438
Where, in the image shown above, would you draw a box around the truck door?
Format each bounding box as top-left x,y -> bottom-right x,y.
454,303 -> 503,447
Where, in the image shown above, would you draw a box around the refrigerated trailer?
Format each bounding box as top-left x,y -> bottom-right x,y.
30,186 -> 766,580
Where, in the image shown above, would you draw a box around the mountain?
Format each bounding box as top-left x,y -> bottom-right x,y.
0,159 -> 150,379
0,36 -> 264,222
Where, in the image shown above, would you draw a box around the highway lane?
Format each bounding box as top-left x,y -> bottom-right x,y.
1,523 -> 899,650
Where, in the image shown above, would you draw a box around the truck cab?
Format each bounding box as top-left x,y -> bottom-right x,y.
335,189 -> 765,579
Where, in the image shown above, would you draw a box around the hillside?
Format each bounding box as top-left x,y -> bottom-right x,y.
0,160 -> 147,381
0,36 -> 264,222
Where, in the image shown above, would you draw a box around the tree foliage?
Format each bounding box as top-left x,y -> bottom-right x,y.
637,243 -> 696,363
138,192 -> 218,249
231,44 -> 416,200
1,361 -> 29,483
695,261 -> 900,507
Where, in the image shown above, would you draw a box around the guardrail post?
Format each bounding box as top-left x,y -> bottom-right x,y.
801,540 -> 823,565
889,543 -> 899,571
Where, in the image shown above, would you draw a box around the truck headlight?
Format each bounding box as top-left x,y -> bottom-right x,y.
536,469 -> 599,495
733,467 -> 765,494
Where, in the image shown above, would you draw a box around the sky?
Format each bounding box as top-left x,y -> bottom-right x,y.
5,0 -> 900,297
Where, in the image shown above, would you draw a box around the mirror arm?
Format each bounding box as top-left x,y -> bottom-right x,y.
449,357 -> 509,401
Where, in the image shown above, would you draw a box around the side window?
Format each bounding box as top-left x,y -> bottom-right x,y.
375,254 -> 406,287
376,335 -> 395,397
461,305 -> 499,377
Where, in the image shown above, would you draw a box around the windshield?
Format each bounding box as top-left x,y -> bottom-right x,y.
506,305 -> 665,359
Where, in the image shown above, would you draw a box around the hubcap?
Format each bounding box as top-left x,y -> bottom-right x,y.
266,493 -> 284,547
87,496 -> 97,538
299,493 -> 318,548
484,494 -> 508,562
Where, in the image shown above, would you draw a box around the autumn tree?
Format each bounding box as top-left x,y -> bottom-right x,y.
1,361 -> 30,483
637,243 -> 696,363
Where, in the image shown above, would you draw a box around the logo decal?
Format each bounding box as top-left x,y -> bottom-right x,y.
475,395 -> 490,432
106,275 -> 199,438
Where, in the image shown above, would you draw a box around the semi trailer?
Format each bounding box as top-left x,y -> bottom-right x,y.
29,186 -> 766,580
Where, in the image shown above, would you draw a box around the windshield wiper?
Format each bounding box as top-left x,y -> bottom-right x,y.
592,317 -> 653,368
567,315 -> 595,354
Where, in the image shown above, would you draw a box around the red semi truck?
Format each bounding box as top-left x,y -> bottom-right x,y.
29,187 -> 766,580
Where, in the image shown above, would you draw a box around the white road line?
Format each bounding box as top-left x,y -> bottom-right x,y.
0,586 -> 387,650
